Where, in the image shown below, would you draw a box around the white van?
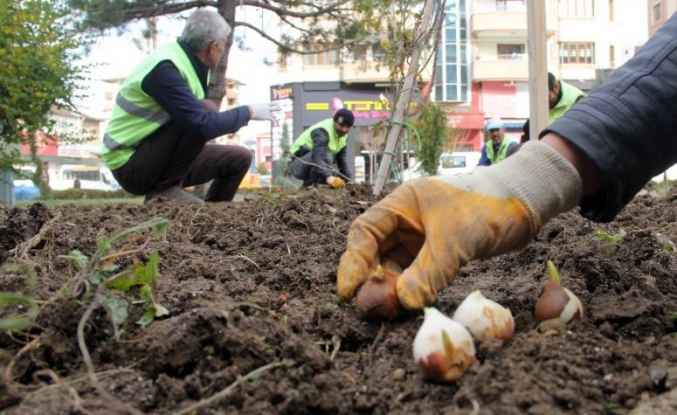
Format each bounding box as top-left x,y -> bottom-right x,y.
51,165 -> 121,191
402,151 -> 481,181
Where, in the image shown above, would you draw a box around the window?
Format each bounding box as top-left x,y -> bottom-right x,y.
352,45 -> 368,61
560,42 -> 595,64
496,0 -> 525,11
303,43 -> 339,66
441,155 -> 468,168
559,0 -> 595,18
497,44 -> 525,60
653,3 -> 662,23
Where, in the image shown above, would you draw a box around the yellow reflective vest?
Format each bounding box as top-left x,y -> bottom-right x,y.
102,42 -> 206,170
290,119 -> 347,156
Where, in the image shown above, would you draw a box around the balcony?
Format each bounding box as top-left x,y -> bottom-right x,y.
340,60 -> 432,84
340,61 -> 391,84
471,11 -> 558,38
473,55 -> 528,81
473,55 -> 559,81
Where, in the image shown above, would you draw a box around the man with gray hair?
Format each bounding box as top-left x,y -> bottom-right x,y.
102,9 -> 279,204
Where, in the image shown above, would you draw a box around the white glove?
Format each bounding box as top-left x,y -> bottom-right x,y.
248,102 -> 281,121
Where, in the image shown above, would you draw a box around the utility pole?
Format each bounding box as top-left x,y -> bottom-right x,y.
527,0 -> 549,140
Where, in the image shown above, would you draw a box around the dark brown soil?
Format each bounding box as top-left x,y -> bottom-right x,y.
1,184 -> 676,415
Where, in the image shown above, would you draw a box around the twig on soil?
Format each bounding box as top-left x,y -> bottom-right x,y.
368,323 -> 387,367
171,361 -> 285,415
226,254 -> 261,269
330,335 -> 342,361
76,286 -> 103,389
23,367 -> 137,400
10,212 -> 62,259
31,369 -> 89,415
5,337 -> 41,381
469,399 -> 481,415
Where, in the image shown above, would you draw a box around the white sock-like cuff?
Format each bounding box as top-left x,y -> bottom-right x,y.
484,141 -> 584,225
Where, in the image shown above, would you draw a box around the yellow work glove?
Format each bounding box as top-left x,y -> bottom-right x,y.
326,176 -> 345,189
337,141 -> 583,311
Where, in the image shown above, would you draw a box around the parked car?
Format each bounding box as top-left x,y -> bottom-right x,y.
402,151 -> 481,181
13,179 -> 41,201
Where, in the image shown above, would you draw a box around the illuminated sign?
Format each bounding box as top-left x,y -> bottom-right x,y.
272,87 -> 293,99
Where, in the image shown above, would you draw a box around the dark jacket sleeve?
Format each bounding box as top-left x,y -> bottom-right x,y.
477,145 -> 491,166
335,147 -> 352,181
141,61 -> 251,141
541,14 -> 677,222
310,127 -> 333,180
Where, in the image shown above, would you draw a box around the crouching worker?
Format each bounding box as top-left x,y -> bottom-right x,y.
101,9 -> 279,205
289,108 -> 354,189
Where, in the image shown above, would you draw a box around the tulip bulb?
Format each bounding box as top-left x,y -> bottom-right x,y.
413,307 -> 476,383
534,261 -> 584,330
452,290 -> 515,341
355,262 -> 405,321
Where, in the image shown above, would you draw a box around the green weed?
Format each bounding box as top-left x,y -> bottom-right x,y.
594,229 -> 626,244
0,264 -> 39,332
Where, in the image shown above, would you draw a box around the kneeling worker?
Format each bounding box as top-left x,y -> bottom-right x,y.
289,108 -> 354,188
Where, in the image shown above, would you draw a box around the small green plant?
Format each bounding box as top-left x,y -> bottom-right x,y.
60,217 -> 170,339
601,402 -> 620,413
594,229 -> 626,244
0,264 -> 39,332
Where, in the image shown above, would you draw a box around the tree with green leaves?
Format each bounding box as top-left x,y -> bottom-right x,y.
411,102 -> 450,177
0,0 -> 88,173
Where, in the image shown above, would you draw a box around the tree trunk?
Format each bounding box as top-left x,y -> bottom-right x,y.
210,0 -> 238,106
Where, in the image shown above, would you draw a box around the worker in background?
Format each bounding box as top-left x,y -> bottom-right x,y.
477,118 -> 518,166
289,108 -> 354,189
102,9 -> 280,205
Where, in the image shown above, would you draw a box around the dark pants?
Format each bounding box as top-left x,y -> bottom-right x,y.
112,102 -> 252,202
289,152 -> 333,186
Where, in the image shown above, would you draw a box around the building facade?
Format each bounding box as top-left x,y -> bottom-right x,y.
273,0 -> 648,165
647,0 -> 677,36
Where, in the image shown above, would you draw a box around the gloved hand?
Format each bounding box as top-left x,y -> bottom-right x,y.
248,102 -> 281,121
337,141 -> 583,311
326,176 -> 345,188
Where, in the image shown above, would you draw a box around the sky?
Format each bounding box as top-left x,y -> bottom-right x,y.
80,9 -> 280,104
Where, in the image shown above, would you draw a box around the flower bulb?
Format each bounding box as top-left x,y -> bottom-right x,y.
413,307 -> 476,383
452,290 -> 515,341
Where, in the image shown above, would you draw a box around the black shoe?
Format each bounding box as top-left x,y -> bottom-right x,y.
144,185 -> 205,205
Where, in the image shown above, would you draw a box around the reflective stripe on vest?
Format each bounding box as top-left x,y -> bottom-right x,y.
103,94 -> 171,151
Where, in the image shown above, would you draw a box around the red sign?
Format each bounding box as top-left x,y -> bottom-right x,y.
446,112 -> 485,130
22,131 -> 58,156
481,82 -> 517,118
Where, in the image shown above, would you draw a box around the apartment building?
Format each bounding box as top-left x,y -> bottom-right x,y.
468,0 -> 647,143
648,0 -> 677,35
272,0 -> 648,167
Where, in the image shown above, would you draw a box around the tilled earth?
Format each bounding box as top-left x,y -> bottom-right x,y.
0,183 -> 676,415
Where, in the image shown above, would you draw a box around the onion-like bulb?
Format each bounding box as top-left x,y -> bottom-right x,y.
413,307 -> 476,382
534,261 -> 584,330
452,290 -> 515,341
